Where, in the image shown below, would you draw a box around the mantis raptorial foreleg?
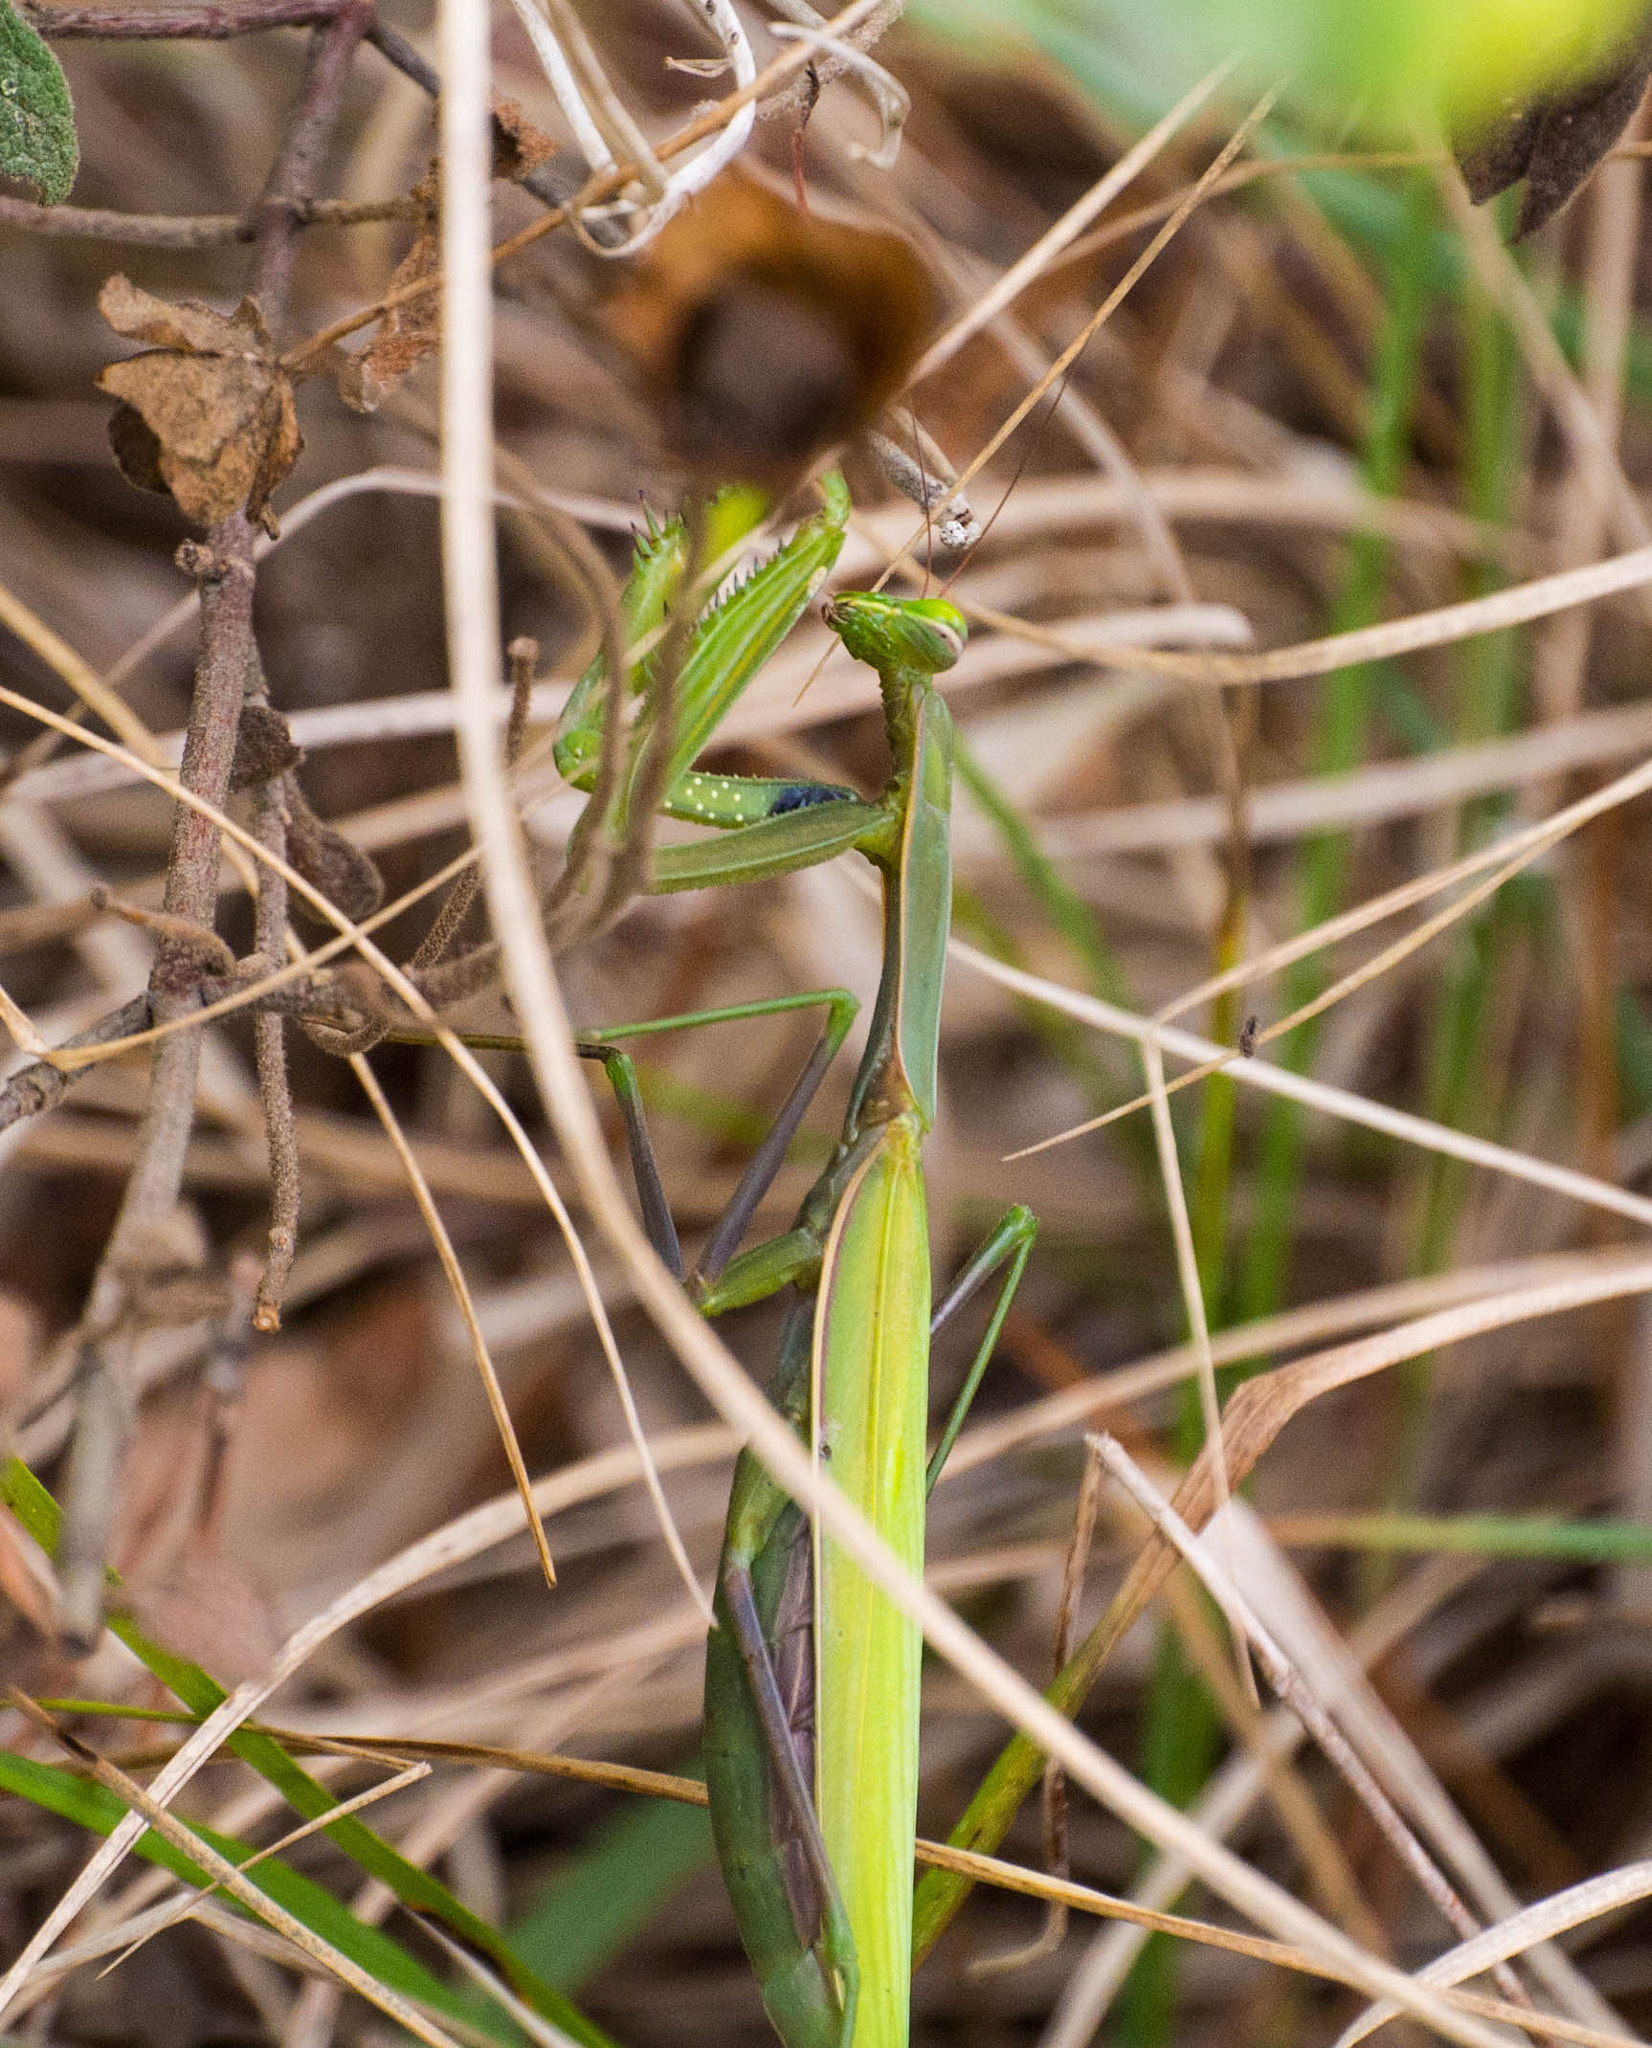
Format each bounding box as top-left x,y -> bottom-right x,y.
552,473 -> 857,848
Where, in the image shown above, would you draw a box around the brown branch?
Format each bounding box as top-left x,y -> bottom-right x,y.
244,0 -> 373,317
23,0 -> 352,36
50,3 -> 368,1648
279,13 -> 851,370
23,6 -> 571,217
164,539 -> 259,943
55,534 -> 256,1651
248,783 -> 299,1333
0,968 -> 353,1144
237,662 -> 302,1331
0,192 -> 416,247
0,996 -> 151,1132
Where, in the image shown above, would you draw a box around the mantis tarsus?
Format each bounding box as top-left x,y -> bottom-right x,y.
555,513 -> 1037,2048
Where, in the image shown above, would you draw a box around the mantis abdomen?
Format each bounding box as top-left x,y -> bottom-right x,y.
814,1120 -> 930,2048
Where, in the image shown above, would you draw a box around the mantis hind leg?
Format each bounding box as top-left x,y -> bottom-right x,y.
926,1205 -> 1038,1493
705,1302 -> 857,2048
710,1531 -> 858,2048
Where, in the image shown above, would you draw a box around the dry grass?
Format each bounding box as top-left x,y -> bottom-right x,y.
5,5 -> 1652,2046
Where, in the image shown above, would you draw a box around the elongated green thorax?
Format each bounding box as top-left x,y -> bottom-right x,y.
846,681 -> 953,1139
804,611 -> 959,2048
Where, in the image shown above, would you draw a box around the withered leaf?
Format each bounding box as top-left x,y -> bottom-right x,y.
340,169 -> 438,414
103,396 -> 169,496
1456,16 -> 1652,237
285,782 -> 385,925
95,274 -> 301,525
491,96 -> 557,182
605,168 -> 933,491
230,702 -> 304,792
100,273 -> 266,355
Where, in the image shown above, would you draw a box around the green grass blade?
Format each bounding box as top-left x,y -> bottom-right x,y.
1277,1512 -> 1652,1561
506,1788 -> 713,1994
1236,170 -> 1437,1325
0,1749 -> 515,2043
1,1454 -> 615,2048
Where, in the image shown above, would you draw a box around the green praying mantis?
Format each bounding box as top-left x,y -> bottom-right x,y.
551,478 -> 1037,2048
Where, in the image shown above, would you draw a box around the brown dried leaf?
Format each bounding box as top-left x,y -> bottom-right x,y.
104,398 -> 169,496
286,781 -> 384,924
338,328 -> 435,414
491,96 -> 558,182
605,167 -> 933,489
95,274 -> 301,525
342,170 -> 439,414
98,274 -> 268,355
230,702 -> 304,792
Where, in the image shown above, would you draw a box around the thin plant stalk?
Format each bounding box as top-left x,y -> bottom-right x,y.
1237,171 -> 1438,1325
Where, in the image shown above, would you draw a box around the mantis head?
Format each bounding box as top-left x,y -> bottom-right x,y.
824,593 -> 967,676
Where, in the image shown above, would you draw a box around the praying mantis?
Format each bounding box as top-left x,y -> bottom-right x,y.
552,483 -> 1037,2048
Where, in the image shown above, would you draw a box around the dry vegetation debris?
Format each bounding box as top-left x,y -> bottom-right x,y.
3,2 -> 1652,2045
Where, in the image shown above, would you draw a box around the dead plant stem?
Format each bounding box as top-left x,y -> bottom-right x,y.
51,0 -> 366,1644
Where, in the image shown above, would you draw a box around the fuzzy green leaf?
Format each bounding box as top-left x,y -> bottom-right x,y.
0,0 -> 77,205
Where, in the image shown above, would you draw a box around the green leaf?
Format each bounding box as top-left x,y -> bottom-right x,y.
1,1454 -> 617,2048
0,1749 -> 515,2042
0,0 -> 77,206
508,1785 -> 713,1994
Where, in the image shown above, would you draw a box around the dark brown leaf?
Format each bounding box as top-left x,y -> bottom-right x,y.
230,703 -> 304,792
339,169 -> 439,413
605,167 -> 933,490
103,398 -> 169,496
285,782 -> 385,925
98,273 -> 266,354
490,96 -> 557,182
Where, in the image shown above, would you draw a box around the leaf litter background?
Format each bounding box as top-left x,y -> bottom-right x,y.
7,3 -> 1652,2045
